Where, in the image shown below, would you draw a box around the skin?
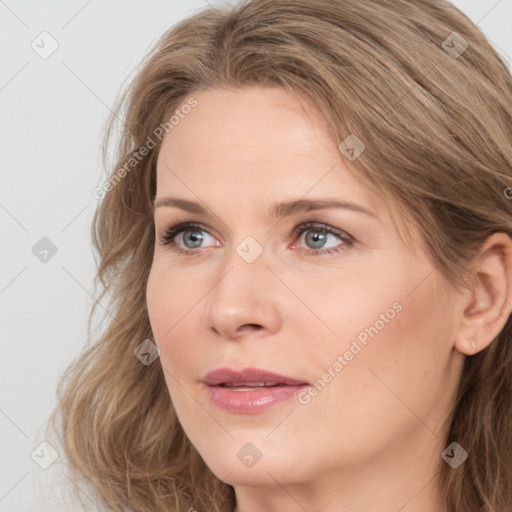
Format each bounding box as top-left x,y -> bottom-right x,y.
146,85 -> 512,512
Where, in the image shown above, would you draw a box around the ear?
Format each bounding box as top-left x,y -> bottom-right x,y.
454,232 -> 512,356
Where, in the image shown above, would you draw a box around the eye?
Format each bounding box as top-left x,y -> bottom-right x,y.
292,222 -> 354,255
157,220 -> 354,257
158,222 -> 219,253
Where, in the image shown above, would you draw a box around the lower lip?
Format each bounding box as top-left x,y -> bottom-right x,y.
206,384 -> 307,413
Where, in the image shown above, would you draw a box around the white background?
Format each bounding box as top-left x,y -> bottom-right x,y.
1,1 -> 511,510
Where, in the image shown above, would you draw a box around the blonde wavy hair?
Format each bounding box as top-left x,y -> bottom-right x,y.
47,0 -> 512,510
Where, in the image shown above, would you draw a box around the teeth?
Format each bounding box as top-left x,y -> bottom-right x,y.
227,386 -> 265,392
224,381 -> 277,389
227,382 -> 267,387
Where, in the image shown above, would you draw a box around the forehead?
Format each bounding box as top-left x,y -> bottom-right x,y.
155,86 -> 384,217
158,86 -> 332,162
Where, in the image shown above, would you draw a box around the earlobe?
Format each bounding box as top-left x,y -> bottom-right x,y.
454,232 -> 512,356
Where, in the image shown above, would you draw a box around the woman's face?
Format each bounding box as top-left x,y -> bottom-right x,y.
146,86 -> 464,495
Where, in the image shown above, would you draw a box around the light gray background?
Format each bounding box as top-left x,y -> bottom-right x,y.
1,1 -> 511,511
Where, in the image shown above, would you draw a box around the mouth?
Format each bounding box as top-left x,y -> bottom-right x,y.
214,381 -> 298,391
202,367 -> 310,413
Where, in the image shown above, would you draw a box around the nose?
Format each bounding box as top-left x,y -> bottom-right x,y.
205,250 -> 283,340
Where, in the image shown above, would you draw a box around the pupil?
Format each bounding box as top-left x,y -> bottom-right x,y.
184,230 -> 203,248
306,230 -> 326,249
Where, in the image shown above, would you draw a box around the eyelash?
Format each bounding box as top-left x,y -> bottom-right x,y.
157,221 -> 355,257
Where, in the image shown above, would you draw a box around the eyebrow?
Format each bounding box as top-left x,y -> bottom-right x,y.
154,197 -> 376,219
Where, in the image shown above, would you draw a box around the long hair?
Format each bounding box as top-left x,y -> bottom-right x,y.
47,1 -> 512,510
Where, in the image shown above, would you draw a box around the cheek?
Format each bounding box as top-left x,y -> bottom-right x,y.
146,265 -> 208,377
310,268 -> 456,439
146,273 -> 193,419
284,261 -> 403,360
146,268 -> 181,369
146,269 -> 170,342
146,264 -> 202,337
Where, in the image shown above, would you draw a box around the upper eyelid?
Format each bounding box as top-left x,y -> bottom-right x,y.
160,221 -> 347,235
178,222 -> 217,239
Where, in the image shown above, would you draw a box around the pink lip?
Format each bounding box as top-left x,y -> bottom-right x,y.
203,367 -> 308,387
203,368 -> 309,414
202,367 -> 309,414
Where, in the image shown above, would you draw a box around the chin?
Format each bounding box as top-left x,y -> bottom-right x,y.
210,461 -> 295,488
196,438 -> 313,488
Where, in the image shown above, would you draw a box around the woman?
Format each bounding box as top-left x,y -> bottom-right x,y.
48,0 -> 512,510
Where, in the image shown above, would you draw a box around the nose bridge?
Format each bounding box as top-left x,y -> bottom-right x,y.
205,240 -> 282,338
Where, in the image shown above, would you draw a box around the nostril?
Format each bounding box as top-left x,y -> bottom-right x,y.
241,323 -> 263,331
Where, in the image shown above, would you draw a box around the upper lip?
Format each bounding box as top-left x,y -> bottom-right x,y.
202,367 -> 309,387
